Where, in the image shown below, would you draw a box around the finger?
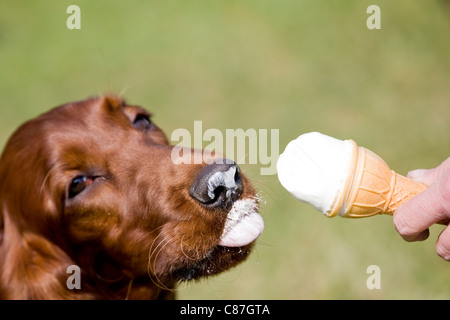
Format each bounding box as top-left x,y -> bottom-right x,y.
436,226 -> 450,261
394,206 -> 430,242
407,157 -> 450,186
393,180 -> 449,242
407,169 -> 432,185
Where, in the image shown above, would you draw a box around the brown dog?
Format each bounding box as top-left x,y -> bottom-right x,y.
0,96 -> 263,299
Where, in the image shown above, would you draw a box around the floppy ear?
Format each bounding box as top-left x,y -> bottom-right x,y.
0,202 -> 68,299
0,199 -> 92,299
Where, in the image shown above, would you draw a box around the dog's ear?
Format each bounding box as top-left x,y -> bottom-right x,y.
0,202 -> 84,299
0,158 -> 82,299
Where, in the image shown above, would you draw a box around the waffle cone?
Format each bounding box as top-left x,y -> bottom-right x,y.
328,140 -> 427,218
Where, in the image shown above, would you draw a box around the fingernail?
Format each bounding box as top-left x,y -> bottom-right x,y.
407,169 -> 427,181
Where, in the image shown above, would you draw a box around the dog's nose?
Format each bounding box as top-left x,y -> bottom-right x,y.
190,161 -> 243,208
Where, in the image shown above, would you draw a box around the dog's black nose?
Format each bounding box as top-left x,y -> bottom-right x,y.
190,161 -> 243,208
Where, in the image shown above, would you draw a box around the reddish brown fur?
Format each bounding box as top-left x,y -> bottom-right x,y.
0,96 -> 258,299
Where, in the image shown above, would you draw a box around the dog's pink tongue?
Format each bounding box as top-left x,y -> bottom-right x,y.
219,212 -> 264,247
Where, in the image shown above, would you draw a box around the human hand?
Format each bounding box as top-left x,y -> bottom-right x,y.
393,158 -> 450,261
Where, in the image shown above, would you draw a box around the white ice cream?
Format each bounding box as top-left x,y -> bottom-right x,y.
276,132 -> 353,215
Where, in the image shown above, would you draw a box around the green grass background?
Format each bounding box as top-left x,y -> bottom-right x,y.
1,0 -> 450,299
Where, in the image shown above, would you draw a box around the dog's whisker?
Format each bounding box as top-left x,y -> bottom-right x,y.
39,162 -> 62,200
147,234 -> 176,292
179,234 -> 197,262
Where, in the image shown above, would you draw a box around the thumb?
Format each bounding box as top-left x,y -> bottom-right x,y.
407,157 -> 450,186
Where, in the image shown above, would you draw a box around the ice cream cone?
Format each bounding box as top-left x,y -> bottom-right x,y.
328,140 -> 427,218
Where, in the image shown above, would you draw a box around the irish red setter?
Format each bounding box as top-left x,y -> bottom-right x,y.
0,95 -> 264,299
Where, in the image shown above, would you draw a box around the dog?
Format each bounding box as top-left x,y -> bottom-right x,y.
0,95 -> 264,299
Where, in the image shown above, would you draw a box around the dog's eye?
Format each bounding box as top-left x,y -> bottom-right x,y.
68,176 -> 93,198
133,114 -> 152,131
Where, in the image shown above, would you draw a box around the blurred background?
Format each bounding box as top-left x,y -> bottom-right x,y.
1,0 -> 449,299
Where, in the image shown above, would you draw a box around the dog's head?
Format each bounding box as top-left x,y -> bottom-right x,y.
0,96 -> 263,299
